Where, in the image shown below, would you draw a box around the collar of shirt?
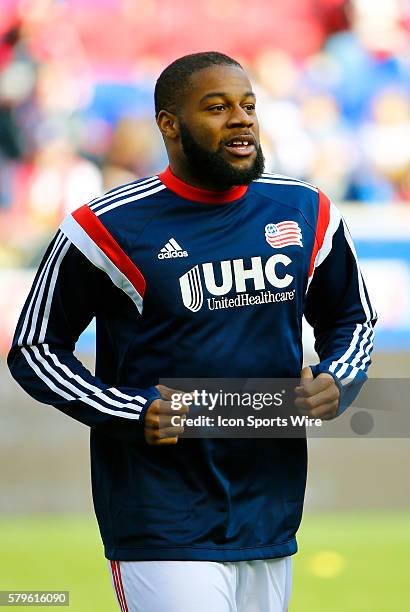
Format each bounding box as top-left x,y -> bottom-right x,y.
159,166 -> 248,204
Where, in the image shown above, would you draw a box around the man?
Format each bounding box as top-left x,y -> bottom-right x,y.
8,52 -> 376,611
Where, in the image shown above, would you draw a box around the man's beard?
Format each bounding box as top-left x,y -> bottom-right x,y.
179,121 -> 265,189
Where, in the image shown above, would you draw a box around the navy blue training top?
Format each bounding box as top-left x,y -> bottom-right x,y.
8,167 -> 376,561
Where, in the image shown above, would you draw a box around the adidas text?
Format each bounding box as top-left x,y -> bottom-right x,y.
158,250 -> 188,259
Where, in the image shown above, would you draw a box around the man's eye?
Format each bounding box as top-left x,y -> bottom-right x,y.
210,105 -> 226,111
244,104 -> 255,111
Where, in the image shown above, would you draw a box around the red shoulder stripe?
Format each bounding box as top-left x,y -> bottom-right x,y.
72,205 -> 146,298
308,189 -> 331,279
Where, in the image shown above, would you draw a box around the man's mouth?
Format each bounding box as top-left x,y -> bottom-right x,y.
224,135 -> 256,157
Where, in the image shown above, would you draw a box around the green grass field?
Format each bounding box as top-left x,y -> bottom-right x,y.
0,512 -> 409,611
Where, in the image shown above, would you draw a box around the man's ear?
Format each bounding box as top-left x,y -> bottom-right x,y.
156,110 -> 179,140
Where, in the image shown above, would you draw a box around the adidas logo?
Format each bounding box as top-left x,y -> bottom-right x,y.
158,238 -> 188,259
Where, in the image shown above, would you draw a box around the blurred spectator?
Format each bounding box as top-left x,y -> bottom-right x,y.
0,21 -> 35,209
102,117 -> 164,190
358,89 -> 410,202
27,136 -> 102,226
300,92 -> 358,200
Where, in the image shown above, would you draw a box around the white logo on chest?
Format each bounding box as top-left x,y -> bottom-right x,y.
179,255 -> 294,312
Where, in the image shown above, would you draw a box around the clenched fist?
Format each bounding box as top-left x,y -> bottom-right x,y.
295,367 -> 340,420
144,384 -> 191,445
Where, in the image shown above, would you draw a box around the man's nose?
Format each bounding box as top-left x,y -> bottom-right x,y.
226,105 -> 254,127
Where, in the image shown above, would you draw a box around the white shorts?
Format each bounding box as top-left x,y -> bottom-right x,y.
108,557 -> 292,612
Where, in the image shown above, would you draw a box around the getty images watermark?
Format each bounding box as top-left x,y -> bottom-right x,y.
158,378 -> 410,439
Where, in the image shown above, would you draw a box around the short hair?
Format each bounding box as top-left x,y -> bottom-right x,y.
154,51 -> 243,118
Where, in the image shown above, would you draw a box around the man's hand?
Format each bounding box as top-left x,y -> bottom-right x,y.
144,384 -> 190,445
294,367 -> 340,420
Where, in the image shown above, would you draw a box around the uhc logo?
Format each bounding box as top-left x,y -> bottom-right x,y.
179,255 -> 294,312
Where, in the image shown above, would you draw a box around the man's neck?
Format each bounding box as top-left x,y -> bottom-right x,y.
168,161 -> 233,192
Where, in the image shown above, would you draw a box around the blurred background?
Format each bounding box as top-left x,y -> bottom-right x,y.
0,0 -> 409,610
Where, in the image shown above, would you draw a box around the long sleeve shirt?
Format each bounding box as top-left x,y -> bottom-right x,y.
8,167 -> 376,561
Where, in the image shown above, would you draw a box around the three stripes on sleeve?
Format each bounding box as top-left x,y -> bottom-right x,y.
7,178 -> 165,425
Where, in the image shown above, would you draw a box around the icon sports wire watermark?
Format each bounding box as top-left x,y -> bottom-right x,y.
159,378 -> 410,438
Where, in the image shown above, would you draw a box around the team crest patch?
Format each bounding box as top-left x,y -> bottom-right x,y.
265,222 -> 303,249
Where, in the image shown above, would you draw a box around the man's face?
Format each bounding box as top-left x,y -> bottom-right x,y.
177,65 -> 264,188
